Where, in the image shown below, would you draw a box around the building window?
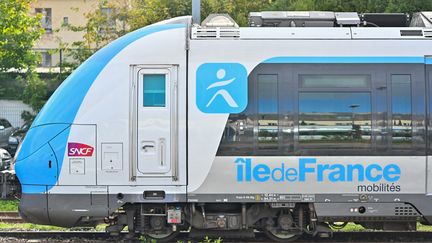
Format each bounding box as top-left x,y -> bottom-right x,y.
99,7 -> 115,33
38,52 -> 52,67
63,17 -> 69,26
35,8 -> 52,33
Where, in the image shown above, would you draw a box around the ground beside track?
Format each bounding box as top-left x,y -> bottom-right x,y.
2,231 -> 432,243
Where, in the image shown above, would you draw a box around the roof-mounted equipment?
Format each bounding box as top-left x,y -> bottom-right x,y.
192,14 -> 240,39
248,11 -> 432,28
249,11 -> 361,27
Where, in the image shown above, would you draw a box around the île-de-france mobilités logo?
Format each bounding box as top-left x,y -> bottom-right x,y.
196,63 -> 248,113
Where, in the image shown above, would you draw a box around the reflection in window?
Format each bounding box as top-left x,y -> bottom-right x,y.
300,75 -> 371,89
391,75 -> 412,147
258,75 -> 278,151
143,74 -> 166,107
219,113 -> 254,155
299,92 -> 371,150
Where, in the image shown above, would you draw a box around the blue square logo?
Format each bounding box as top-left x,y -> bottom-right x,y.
196,63 -> 248,114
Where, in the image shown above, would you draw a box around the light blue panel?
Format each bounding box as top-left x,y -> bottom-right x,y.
263,56 -> 425,64
17,124 -> 70,161
15,143 -> 58,193
16,127 -> 71,194
16,24 -> 185,194
196,63 -> 248,114
426,57 -> 432,65
143,74 -> 166,107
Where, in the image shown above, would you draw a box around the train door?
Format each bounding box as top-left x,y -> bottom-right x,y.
131,65 -> 179,181
427,57 -> 432,194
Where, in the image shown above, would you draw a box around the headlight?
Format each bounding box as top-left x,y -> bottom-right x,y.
8,137 -> 18,144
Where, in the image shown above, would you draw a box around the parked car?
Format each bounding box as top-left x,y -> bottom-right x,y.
0,148 -> 11,171
0,119 -> 15,149
8,122 -> 30,156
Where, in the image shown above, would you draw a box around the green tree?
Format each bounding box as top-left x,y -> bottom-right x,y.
56,0 -> 132,74
0,0 -> 45,120
129,0 -> 191,30
0,0 -> 43,72
386,0 -> 432,13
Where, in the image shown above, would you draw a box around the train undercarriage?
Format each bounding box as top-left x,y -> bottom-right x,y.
104,202 -> 420,242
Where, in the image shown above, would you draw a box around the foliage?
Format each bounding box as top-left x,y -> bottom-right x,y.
0,0 -> 43,72
0,74 -> 25,100
21,71 -> 46,112
0,222 -> 64,231
266,0 -> 432,13
200,236 -> 223,243
139,235 -> 157,243
0,0 -> 46,120
0,200 -> 19,212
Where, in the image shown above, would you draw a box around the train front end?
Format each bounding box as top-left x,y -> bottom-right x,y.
14,17 -> 188,227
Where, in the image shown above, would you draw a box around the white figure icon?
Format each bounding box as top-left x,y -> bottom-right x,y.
206,69 -> 239,108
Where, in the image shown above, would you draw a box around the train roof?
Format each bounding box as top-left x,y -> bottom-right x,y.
191,11 -> 432,40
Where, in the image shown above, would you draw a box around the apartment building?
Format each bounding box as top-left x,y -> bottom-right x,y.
31,0 -> 130,68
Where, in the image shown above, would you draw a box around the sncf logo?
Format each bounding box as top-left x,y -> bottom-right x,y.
196,63 -> 248,113
68,143 -> 94,157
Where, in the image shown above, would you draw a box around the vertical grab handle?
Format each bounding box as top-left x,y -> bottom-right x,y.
160,138 -> 165,166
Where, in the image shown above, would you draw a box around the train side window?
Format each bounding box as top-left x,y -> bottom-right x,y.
391,74 -> 412,149
298,92 -> 372,153
257,74 -> 279,151
143,74 -> 166,107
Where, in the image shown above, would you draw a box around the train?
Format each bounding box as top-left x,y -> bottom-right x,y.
14,9 -> 432,242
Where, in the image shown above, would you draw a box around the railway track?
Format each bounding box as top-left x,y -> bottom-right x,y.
0,213 -> 430,242
0,231 -> 432,242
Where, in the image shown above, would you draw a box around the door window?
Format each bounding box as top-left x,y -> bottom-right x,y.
143,74 -> 166,107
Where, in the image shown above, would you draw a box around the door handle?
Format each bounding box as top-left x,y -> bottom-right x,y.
142,145 -> 154,150
160,140 -> 165,166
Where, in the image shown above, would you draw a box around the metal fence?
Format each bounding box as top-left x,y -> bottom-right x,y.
0,100 -> 33,128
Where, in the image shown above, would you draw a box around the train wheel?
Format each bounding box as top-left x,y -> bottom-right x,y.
329,222 -> 348,230
145,231 -> 179,242
264,229 -> 302,242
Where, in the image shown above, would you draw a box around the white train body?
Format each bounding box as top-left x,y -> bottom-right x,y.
14,12 -> 432,240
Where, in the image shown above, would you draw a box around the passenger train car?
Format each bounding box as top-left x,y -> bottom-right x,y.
14,10 -> 432,241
